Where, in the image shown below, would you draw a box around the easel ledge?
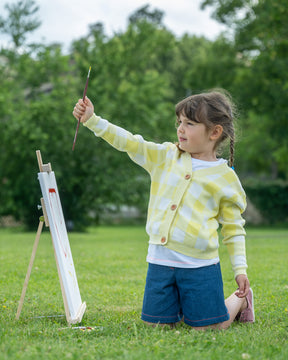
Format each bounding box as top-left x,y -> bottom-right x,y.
36,150 -> 52,173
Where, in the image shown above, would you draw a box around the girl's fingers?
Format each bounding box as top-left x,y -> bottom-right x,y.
74,101 -> 86,114
73,107 -> 84,119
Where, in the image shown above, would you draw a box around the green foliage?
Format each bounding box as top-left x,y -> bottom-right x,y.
67,10 -> 180,228
0,43 -> 80,229
1,226 -> 288,359
243,179 -> 288,224
1,0 -> 288,229
202,0 -> 288,179
0,0 -> 41,48
128,4 -> 164,26
171,35 -> 240,97
201,0 -> 253,28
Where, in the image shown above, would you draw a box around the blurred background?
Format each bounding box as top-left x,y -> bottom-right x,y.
0,0 -> 287,230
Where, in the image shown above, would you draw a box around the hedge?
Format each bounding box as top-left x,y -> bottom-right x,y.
243,179 -> 288,224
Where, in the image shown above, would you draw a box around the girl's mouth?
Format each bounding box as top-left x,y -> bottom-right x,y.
179,137 -> 186,142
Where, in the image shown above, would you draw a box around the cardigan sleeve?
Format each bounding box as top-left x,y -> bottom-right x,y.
83,113 -> 173,173
217,178 -> 248,278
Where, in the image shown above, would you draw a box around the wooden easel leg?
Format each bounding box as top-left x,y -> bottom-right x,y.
16,219 -> 44,320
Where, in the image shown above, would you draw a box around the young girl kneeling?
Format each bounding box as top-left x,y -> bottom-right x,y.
73,90 -> 255,330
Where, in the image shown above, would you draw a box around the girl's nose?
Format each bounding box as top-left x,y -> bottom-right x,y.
178,123 -> 184,133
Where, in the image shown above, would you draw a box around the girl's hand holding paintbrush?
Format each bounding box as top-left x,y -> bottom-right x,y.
73,97 -> 94,123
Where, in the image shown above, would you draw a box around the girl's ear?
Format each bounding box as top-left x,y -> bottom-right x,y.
210,125 -> 223,141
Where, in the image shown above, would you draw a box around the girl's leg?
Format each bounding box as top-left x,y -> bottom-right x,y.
220,291 -> 248,329
144,291 -> 248,330
191,291 -> 247,331
141,264 -> 182,326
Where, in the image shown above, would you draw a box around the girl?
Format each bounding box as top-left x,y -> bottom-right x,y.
73,90 -> 255,330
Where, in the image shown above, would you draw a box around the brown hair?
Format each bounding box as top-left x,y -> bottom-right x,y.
175,89 -> 237,168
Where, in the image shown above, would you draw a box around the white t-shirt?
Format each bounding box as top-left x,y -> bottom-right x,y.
146,157 -> 227,268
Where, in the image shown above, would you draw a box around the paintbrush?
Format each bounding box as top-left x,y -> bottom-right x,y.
72,66 -> 91,151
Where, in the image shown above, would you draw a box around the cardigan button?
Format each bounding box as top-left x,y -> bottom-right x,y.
161,237 -> 166,244
185,174 -> 191,180
171,204 -> 177,211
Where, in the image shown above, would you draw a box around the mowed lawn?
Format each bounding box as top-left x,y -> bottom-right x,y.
1,226 -> 288,360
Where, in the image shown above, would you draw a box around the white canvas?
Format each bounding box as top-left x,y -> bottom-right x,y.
38,171 -> 84,323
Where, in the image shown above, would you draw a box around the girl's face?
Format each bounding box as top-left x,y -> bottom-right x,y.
176,113 -> 217,161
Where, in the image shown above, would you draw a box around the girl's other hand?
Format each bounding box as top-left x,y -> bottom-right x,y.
73,96 -> 94,123
235,274 -> 250,298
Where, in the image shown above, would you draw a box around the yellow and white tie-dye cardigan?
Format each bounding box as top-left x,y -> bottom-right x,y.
84,114 -> 248,277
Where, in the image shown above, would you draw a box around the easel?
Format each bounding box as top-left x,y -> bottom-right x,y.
16,150 -> 86,324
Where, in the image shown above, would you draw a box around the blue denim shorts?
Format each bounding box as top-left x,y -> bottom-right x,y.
141,263 -> 229,327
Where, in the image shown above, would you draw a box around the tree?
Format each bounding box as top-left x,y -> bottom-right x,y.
70,10 -> 177,225
4,1 -> 284,229
168,34 -> 240,100
201,0 -> 288,179
0,0 -> 41,49
128,4 -> 164,26
0,43 -> 80,229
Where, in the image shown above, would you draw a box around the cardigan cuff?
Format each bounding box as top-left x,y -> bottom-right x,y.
234,267 -> 247,278
83,113 -> 101,128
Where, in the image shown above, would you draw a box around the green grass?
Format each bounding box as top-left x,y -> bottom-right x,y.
1,226 -> 288,359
